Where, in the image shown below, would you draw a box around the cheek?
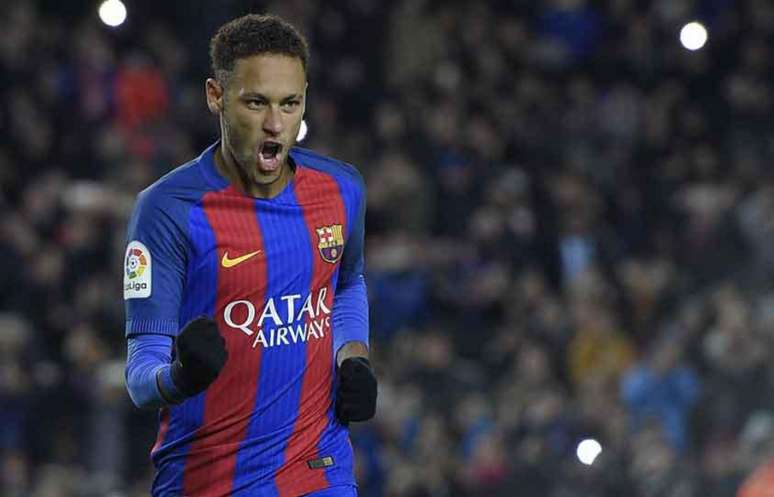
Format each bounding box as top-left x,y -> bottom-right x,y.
236,107 -> 264,126
227,111 -> 262,145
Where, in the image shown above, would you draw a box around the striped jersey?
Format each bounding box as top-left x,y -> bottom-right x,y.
123,142 -> 368,497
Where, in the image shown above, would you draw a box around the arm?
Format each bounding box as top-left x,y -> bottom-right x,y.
126,318 -> 228,409
333,274 -> 369,366
123,188 -> 226,407
332,175 -> 369,364
123,187 -> 187,336
123,187 -> 187,407
337,340 -> 369,367
125,334 -> 185,409
333,175 -> 376,423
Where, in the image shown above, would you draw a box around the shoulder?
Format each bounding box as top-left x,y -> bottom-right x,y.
129,157 -> 213,240
134,157 -> 209,215
290,147 -> 365,194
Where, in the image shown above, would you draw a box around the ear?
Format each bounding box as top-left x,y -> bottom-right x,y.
206,78 -> 224,115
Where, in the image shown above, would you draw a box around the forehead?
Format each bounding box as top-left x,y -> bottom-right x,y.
229,54 -> 306,94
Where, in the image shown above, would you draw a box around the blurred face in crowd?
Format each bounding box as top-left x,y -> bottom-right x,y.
206,54 -> 306,195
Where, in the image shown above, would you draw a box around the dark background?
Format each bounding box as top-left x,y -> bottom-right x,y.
2,0 -> 774,496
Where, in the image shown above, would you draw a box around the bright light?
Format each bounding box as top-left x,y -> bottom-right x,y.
297,120 -> 308,142
576,438 -> 602,466
680,22 -> 708,51
98,0 -> 127,28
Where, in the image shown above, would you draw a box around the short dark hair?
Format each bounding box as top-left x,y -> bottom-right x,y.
209,14 -> 309,84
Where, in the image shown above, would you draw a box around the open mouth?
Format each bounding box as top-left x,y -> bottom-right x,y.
257,141 -> 283,172
261,141 -> 282,159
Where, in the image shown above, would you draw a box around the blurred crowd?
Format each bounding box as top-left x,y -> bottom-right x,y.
3,0 -> 774,496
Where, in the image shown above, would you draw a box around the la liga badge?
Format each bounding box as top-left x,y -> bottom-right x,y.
124,240 -> 151,299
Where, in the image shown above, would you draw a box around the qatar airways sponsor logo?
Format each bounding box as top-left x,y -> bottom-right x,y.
224,287 -> 331,349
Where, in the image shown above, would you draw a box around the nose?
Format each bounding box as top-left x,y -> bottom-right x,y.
263,106 -> 283,136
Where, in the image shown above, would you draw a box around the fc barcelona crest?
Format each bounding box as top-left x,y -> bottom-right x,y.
316,224 -> 345,263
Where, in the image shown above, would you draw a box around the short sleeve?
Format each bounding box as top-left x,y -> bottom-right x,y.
124,187 -> 188,337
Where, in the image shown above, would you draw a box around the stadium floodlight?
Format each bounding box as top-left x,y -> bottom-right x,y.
98,0 -> 127,28
297,119 -> 308,142
680,21 -> 708,51
576,438 -> 602,465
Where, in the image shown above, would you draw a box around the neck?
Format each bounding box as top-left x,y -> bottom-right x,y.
214,144 -> 293,199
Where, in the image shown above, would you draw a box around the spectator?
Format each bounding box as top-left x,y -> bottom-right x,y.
621,336 -> 701,452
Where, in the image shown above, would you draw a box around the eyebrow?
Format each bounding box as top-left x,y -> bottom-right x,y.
241,92 -> 303,101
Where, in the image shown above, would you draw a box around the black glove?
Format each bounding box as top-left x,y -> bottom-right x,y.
170,316 -> 228,397
336,357 -> 377,423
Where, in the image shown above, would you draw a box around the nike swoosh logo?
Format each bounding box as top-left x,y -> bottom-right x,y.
221,250 -> 262,268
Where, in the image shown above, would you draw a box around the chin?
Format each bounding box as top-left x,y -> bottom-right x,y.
255,172 -> 283,185
252,164 -> 285,184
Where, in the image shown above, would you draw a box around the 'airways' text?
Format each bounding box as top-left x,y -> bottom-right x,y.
249,316 -> 330,349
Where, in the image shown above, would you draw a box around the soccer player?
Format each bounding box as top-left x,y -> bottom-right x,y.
123,14 -> 376,497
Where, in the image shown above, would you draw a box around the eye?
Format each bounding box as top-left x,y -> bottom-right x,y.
245,98 -> 267,109
281,100 -> 301,111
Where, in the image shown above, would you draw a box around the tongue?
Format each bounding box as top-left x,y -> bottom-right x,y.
257,150 -> 281,172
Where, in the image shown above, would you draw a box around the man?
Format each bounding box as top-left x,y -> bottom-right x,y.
123,14 -> 376,497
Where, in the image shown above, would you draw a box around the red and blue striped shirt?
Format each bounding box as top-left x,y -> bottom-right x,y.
124,142 -> 368,497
